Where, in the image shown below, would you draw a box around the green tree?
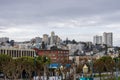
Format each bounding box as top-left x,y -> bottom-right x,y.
36,56 -> 51,78
117,58 -> 120,71
0,54 -> 12,79
100,56 -> 115,79
94,59 -> 104,80
2,59 -> 20,79
36,56 -> 43,78
17,57 -> 34,80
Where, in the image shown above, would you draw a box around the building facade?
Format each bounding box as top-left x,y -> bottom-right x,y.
42,34 -> 49,44
93,35 -> 102,45
103,32 -> 113,47
0,37 -> 9,43
50,31 -> 55,45
37,50 -> 69,64
0,48 -> 35,59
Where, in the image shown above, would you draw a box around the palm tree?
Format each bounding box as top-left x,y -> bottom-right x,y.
43,56 -> 51,79
36,56 -> 51,79
36,56 -> 43,78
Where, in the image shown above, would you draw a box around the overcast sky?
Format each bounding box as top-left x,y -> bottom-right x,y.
0,0 -> 120,46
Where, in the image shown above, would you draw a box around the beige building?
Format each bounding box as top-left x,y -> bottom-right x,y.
0,48 -> 35,59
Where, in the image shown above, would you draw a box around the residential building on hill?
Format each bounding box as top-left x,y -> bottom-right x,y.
36,49 -> 69,64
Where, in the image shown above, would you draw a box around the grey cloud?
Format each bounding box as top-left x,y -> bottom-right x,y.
0,0 -> 120,44
0,0 -> 120,19
102,12 -> 120,23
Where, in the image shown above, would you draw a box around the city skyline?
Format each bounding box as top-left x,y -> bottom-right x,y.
0,0 -> 120,46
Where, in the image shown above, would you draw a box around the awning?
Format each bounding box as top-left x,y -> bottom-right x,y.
48,63 -> 61,69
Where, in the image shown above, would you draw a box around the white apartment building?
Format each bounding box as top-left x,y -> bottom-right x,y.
50,31 -> 55,45
103,32 -> 113,47
93,35 -> 102,45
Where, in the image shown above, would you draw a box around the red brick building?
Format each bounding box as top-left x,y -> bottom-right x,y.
36,49 -> 69,64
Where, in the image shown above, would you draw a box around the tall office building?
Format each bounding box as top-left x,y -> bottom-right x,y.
93,35 -> 102,45
56,36 -> 61,44
103,32 -> 113,47
42,34 -> 49,44
50,31 -> 61,45
50,31 -> 55,45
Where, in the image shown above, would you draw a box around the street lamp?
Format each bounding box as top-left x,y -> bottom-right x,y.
83,64 -> 88,76
80,64 -> 89,80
